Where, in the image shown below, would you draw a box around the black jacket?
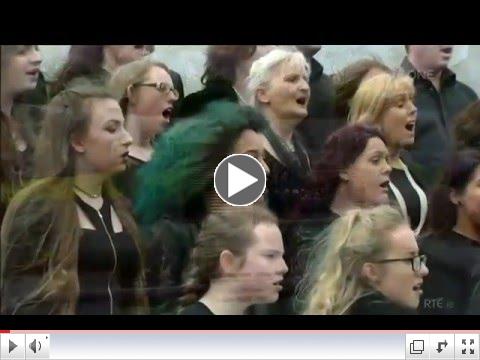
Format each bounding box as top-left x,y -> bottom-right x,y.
296,59 -> 336,161
348,292 -> 418,315
419,231 -> 480,315
174,79 -> 238,119
400,58 -> 478,190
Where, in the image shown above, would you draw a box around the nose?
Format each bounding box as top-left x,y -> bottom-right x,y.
383,159 -> 392,176
279,257 -> 288,275
29,46 -> 42,66
408,101 -> 417,117
169,89 -> 179,102
122,127 -> 133,147
299,78 -> 310,93
419,262 -> 429,277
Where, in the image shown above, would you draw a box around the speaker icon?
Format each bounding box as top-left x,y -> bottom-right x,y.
29,338 -> 42,354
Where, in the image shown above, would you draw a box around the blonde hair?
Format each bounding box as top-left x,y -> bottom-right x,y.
108,58 -> 169,114
348,72 -> 414,126
247,49 -> 310,106
300,205 -> 406,315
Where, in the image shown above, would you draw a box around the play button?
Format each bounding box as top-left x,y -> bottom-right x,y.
9,340 -> 17,353
214,154 -> 266,206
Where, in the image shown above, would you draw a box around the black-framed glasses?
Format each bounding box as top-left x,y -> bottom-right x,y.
375,254 -> 427,273
132,82 -> 179,98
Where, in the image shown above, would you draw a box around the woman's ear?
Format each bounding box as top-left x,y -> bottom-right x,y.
219,249 -> 240,275
361,262 -> 381,285
339,169 -> 350,182
256,86 -> 270,106
70,133 -> 85,154
449,189 -> 462,206
126,84 -> 136,106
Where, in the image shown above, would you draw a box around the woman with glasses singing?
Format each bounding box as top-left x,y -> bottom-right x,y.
420,150 -> 480,315
108,59 -> 179,207
298,205 -> 429,315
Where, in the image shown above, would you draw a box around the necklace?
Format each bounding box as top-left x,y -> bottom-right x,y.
74,185 -> 101,199
232,87 -> 248,106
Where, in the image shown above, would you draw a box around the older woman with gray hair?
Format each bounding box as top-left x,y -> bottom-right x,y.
248,48 -> 314,314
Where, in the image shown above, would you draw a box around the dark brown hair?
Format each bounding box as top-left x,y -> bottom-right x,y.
428,150 -> 480,235
201,45 -> 257,85
51,46 -> 105,96
333,59 -> 391,120
455,100 -> 480,150
181,205 -> 278,306
314,124 -> 386,207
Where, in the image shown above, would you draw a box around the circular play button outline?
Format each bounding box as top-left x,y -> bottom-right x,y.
214,154 -> 267,207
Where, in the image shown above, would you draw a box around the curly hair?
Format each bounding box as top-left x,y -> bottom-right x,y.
314,124 -> 386,207
134,100 -> 268,225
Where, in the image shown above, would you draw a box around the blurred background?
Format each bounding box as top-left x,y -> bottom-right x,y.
39,45 -> 480,96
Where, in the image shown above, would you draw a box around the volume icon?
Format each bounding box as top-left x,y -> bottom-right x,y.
29,338 -> 42,353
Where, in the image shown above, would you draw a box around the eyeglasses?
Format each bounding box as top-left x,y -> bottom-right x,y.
132,82 -> 179,98
375,254 -> 427,273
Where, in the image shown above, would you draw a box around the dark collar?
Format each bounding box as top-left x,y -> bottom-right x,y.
400,57 -> 456,87
349,291 -> 418,315
309,58 -> 324,82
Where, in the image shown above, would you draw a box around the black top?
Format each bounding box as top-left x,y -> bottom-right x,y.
174,79 -> 238,119
400,58 -> 478,190
144,216 -> 200,314
296,58 -> 336,161
75,195 -> 141,315
348,291 -> 418,315
419,230 -> 480,315
388,168 -> 422,231
263,130 -> 313,314
179,302 -> 215,315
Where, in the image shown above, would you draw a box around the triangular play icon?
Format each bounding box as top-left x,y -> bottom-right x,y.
228,162 -> 258,198
9,340 -> 17,353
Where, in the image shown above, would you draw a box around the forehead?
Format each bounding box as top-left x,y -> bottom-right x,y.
387,224 -> 418,254
145,65 -> 172,83
391,78 -> 414,98
273,57 -> 308,77
250,223 -> 283,250
362,137 -> 387,155
87,98 -> 124,124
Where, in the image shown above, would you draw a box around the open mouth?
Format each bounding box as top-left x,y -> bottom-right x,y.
413,283 -> 423,293
272,279 -> 283,290
405,122 -> 415,132
296,97 -> 307,106
26,69 -> 39,76
440,47 -> 453,55
379,180 -> 390,190
121,151 -> 129,161
162,107 -> 173,119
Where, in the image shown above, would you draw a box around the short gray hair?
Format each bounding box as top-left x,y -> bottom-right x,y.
247,49 -> 310,105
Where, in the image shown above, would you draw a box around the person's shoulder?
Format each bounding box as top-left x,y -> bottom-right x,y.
179,302 -> 214,315
455,80 -> 479,101
349,292 -> 417,315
